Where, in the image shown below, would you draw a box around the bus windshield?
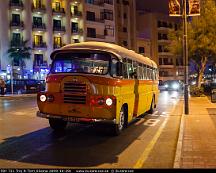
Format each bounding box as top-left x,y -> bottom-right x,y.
50,52 -> 111,75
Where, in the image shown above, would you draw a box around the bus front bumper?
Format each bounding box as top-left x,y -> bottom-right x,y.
36,111 -> 115,124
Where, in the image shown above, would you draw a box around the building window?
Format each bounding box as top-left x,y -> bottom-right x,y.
139,47 -> 145,54
71,22 -> 79,33
54,36 -> 62,49
86,11 -> 95,21
33,0 -> 42,8
123,27 -> 127,32
123,13 -> 127,19
73,39 -> 79,43
33,35 -> 43,46
12,13 -> 20,24
87,27 -> 96,38
33,17 -> 42,26
53,19 -> 61,28
101,9 -> 113,21
86,0 -> 94,4
11,33 -> 21,46
105,25 -> 114,36
34,54 -> 43,66
123,41 -> 128,47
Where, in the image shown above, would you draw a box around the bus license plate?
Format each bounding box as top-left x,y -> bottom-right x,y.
63,117 -> 80,122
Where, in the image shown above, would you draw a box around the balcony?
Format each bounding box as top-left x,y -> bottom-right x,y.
10,21 -> 24,30
71,11 -> 82,18
33,42 -> 47,50
32,23 -> 46,31
86,0 -> 104,6
53,26 -> 66,34
87,34 -> 105,40
71,28 -> 83,35
10,40 -> 22,47
32,4 -> 46,14
52,8 -> 65,17
53,44 -> 63,49
86,18 -> 105,24
9,0 -> 24,11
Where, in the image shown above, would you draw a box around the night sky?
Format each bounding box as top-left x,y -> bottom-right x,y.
136,0 -> 169,14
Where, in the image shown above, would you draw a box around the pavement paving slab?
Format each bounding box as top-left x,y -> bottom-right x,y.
175,96 -> 216,168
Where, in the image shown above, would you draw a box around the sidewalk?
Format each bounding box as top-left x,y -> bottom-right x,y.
0,93 -> 37,98
175,96 -> 216,168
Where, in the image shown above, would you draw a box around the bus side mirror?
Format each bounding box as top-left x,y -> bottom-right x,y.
116,62 -> 123,76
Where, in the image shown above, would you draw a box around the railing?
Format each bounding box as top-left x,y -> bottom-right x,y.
86,0 -> 104,6
32,23 -> 46,29
53,44 -> 63,49
71,28 -> 83,34
71,11 -> 82,17
10,40 -> 22,47
9,0 -> 23,7
86,18 -> 104,23
32,4 -> 46,11
10,21 -> 24,28
53,26 -> 66,32
33,42 -> 47,48
52,8 -> 65,14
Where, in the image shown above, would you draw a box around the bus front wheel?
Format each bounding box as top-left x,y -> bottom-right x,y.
111,107 -> 127,136
49,118 -> 67,131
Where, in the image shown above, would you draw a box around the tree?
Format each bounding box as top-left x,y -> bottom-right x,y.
7,40 -> 32,79
168,0 -> 216,88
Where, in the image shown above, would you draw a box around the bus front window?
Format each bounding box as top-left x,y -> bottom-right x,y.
51,52 -> 111,75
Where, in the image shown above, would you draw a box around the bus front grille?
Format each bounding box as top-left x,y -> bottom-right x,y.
64,82 -> 87,93
64,95 -> 86,104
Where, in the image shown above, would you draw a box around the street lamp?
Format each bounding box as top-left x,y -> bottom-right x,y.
183,0 -> 189,115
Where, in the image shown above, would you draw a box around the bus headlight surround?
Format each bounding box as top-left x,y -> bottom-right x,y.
106,98 -> 113,106
40,95 -> 47,102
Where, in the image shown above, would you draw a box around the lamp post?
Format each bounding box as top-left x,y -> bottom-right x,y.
183,0 -> 189,115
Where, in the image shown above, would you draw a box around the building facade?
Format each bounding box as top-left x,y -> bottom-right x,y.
0,0 -> 136,80
136,11 -> 184,82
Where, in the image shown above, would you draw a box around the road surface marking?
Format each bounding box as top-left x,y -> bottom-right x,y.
134,118 -> 168,168
135,118 -> 146,126
143,119 -> 160,127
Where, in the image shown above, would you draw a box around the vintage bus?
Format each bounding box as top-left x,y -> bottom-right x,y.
37,42 -> 159,135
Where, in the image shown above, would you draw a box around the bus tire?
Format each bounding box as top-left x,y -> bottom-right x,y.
49,118 -> 67,131
148,97 -> 155,114
111,106 -> 127,136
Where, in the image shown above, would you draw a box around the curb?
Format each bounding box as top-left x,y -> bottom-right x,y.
0,94 -> 37,98
173,105 -> 185,168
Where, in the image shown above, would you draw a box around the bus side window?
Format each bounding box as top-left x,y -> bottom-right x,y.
123,58 -> 128,79
111,59 -> 118,77
127,59 -> 134,79
143,65 -> 147,80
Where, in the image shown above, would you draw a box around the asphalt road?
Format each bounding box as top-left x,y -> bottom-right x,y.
0,91 -> 183,168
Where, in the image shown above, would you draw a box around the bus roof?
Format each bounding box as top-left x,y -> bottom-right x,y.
54,42 -> 157,69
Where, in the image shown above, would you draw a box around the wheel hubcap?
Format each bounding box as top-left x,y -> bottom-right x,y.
119,110 -> 124,130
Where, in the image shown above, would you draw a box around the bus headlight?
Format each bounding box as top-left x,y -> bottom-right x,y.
106,98 -> 113,106
40,95 -> 47,102
47,95 -> 54,102
165,84 -> 168,88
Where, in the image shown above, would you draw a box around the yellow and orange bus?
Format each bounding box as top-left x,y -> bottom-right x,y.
37,42 -> 159,135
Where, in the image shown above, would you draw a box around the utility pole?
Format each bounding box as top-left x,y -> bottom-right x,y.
183,0 -> 189,115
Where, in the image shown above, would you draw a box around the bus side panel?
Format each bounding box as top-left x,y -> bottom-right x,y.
119,83 -> 135,123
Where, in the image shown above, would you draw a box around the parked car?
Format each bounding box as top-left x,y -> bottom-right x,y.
6,79 -> 43,94
163,80 -> 184,91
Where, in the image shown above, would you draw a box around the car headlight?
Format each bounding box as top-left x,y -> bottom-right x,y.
40,95 -> 47,102
172,83 -> 179,89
